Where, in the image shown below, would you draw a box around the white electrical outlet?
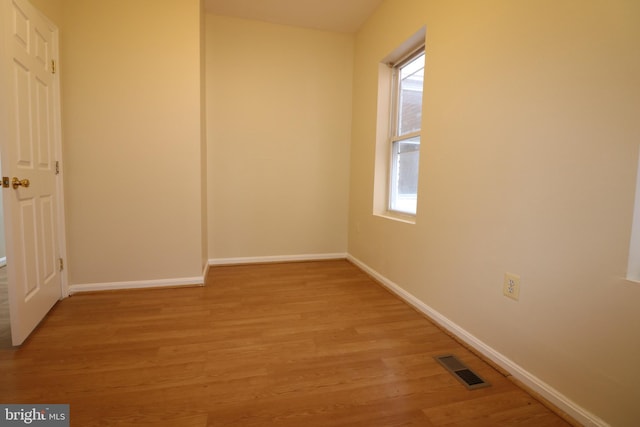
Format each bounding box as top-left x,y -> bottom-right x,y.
503,273 -> 521,301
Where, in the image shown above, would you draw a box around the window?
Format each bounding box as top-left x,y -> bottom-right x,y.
388,49 -> 424,215
373,28 -> 426,221
627,151 -> 640,281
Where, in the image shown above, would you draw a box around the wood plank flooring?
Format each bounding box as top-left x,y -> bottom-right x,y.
0,260 -> 571,426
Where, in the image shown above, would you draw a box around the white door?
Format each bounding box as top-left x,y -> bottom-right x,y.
0,0 -> 64,346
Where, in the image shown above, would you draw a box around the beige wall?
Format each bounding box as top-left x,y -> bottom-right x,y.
206,15 -> 353,260
29,0 -> 62,26
349,0 -> 640,425
60,0 -> 205,284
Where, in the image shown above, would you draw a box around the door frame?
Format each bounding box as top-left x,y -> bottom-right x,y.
48,6 -> 69,298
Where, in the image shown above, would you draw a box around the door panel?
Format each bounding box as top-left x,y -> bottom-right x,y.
1,0 -> 63,345
34,27 -> 48,66
13,61 -> 33,166
40,195 -> 56,282
36,77 -> 52,168
19,199 -> 38,297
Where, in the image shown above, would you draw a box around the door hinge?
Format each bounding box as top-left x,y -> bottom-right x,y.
59,258 -> 64,271
51,60 -> 56,74
55,161 -> 60,175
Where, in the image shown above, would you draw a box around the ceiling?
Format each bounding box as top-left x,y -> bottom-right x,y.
204,0 -> 385,33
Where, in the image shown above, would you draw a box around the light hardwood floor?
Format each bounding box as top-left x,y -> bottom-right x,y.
0,260 -> 571,426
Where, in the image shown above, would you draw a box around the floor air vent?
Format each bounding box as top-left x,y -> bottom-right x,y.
435,354 -> 490,390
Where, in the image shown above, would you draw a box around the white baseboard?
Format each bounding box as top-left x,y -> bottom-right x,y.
347,254 -> 608,427
0,257 -> 6,268
68,276 -> 204,295
202,261 -> 210,283
209,253 -> 347,266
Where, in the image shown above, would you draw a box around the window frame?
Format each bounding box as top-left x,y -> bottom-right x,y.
387,46 -> 425,216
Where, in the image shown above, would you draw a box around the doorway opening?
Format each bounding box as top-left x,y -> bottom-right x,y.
0,157 -> 10,348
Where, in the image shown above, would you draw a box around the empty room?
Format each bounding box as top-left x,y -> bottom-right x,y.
0,0 -> 638,426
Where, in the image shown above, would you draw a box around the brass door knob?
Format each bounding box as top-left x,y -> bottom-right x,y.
12,177 -> 30,189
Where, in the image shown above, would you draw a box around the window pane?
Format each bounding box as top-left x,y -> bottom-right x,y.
390,136 -> 420,214
398,52 -> 425,136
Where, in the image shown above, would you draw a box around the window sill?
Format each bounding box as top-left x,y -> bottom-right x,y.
374,211 -> 416,225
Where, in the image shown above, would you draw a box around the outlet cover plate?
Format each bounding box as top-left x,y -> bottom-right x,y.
503,273 -> 521,301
